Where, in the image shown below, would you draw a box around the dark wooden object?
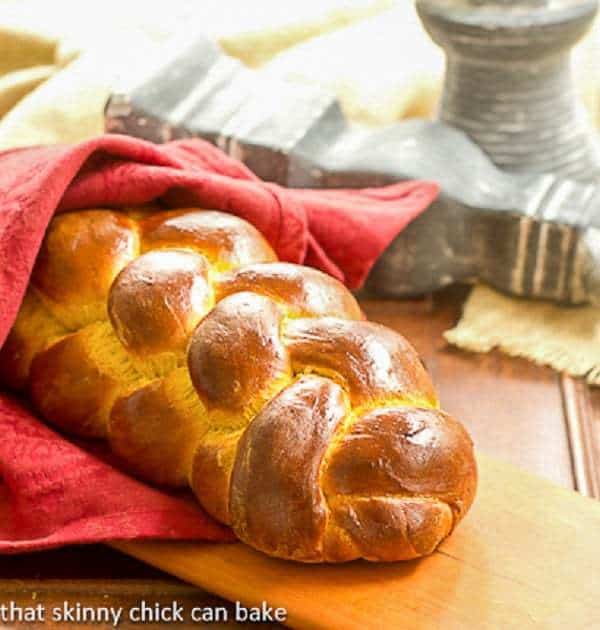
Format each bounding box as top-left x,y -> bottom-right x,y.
2,289 -> 598,627
105,28 -> 600,305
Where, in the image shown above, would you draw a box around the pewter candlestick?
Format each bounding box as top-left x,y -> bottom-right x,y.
417,0 -> 600,180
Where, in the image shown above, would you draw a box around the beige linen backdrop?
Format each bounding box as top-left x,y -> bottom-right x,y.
1,0 -> 599,382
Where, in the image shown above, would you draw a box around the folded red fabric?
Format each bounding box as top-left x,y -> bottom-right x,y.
0,394 -> 235,552
0,134 -> 438,552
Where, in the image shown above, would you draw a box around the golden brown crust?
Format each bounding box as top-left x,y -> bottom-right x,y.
108,249 -> 213,356
190,429 -> 242,524
0,207 -> 478,564
284,318 -> 437,406
139,209 -> 276,269
325,496 -> 454,562
230,376 -> 347,561
0,290 -> 66,390
29,330 -> 120,438
215,262 -> 364,320
187,292 -> 291,412
109,368 -> 207,486
323,408 -> 477,508
31,210 -> 139,329
321,407 -> 477,561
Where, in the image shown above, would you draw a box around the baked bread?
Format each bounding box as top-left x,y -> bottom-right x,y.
0,207 -> 477,562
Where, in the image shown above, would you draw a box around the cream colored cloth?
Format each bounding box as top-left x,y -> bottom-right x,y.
0,0 -> 392,147
260,4 -> 442,125
1,0 -> 600,381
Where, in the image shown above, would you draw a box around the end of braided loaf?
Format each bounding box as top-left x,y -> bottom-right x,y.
0,207 -> 477,563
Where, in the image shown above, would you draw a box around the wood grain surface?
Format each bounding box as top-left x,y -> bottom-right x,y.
2,288 -> 600,628
361,289 -> 576,490
114,454 -> 600,629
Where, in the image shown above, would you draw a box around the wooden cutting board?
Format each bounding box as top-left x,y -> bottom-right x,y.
113,453 -> 600,629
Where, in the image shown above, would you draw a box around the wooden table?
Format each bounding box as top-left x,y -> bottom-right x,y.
2,287 -> 599,628
362,287 -> 600,497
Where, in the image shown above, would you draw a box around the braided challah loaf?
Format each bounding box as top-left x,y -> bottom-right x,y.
0,207 -> 477,562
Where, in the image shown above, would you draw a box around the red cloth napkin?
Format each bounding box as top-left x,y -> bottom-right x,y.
0,134 -> 438,553
0,394 -> 235,552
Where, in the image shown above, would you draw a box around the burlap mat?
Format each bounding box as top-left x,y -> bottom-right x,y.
0,0 -> 598,381
444,286 -> 600,385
